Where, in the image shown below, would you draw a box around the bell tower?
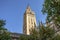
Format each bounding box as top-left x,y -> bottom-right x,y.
23,5 -> 36,35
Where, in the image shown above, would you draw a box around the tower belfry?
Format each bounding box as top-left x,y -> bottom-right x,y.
23,5 -> 36,35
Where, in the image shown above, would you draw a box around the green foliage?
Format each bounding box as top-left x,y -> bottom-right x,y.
42,0 -> 60,40
19,25 -> 60,40
19,35 -> 28,40
0,19 -> 11,40
19,25 -> 56,40
30,28 -> 39,40
52,34 -> 60,40
42,0 -> 60,28
37,22 -> 55,40
0,32 -> 11,40
0,20 -> 6,30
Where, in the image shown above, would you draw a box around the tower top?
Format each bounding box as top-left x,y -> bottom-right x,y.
26,5 -> 31,11
27,4 -> 30,9
24,5 -> 35,15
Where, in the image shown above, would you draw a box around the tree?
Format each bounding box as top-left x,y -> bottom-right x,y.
28,22 -> 55,40
38,22 -> 55,40
52,34 -> 60,40
19,22 -> 60,40
0,19 -> 11,40
30,28 -> 39,40
42,0 -> 60,29
42,0 -> 60,40
19,35 -> 26,40
29,22 -> 60,40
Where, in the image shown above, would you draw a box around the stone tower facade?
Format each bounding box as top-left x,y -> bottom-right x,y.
23,5 -> 36,35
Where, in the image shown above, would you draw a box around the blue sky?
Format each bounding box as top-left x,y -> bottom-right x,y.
0,0 -> 46,33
